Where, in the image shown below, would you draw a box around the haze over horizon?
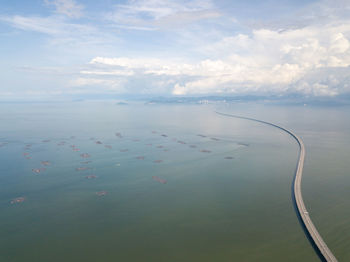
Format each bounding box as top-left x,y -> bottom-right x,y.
1,0 -> 350,101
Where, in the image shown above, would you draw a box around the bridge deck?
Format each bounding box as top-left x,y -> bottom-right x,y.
216,112 -> 338,262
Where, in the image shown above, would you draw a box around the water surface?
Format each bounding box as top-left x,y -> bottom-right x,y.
0,101 -> 348,261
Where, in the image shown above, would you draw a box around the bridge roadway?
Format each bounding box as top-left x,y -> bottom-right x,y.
216,111 -> 338,262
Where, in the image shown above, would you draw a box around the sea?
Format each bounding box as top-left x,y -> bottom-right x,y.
0,101 -> 349,262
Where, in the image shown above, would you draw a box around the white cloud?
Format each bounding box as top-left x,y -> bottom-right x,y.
108,0 -> 221,30
45,0 -> 84,18
70,77 -> 127,92
1,15 -> 62,35
83,20 -> 350,97
0,14 -> 118,50
80,70 -> 135,76
90,57 -> 163,69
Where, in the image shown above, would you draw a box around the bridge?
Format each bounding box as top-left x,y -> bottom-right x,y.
216,111 -> 338,262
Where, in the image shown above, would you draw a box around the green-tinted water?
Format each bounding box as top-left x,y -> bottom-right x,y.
0,101 -> 348,261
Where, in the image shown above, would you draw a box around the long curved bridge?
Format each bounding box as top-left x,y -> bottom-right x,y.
216,111 -> 338,262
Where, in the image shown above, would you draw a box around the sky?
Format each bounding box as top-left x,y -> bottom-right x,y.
1,0 -> 350,100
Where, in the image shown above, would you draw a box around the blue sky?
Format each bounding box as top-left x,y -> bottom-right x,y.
1,0 -> 350,99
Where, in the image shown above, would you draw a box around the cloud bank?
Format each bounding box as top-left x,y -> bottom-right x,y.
82,21 -> 350,96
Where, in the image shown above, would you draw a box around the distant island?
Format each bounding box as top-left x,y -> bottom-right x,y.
116,102 -> 128,105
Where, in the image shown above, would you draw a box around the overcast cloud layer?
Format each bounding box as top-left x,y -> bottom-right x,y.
1,0 -> 350,99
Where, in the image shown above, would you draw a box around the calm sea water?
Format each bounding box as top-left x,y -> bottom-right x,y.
0,101 -> 348,261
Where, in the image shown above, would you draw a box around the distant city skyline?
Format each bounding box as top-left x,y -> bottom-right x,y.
1,0 -> 350,100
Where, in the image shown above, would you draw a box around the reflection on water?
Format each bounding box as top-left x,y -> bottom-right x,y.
0,101 -> 348,261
